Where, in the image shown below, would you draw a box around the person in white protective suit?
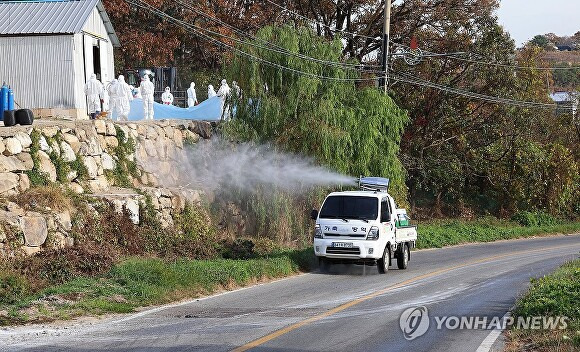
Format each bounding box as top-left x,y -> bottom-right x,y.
108,76 -> 133,121
84,74 -> 104,120
187,82 -> 198,107
139,75 -> 155,120
117,75 -> 133,121
107,79 -> 120,120
207,84 -> 216,99
216,79 -> 231,120
161,87 -> 174,105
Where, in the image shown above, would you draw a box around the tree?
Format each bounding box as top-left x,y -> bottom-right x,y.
219,25 -> 409,240
529,35 -> 553,50
225,25 -> 409,199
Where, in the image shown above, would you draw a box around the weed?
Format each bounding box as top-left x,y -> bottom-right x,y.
11,185 -> 73,212
506,259 -> 580,351
417,219 -> 580,249
511,211 -> 558,227
104,126 -> 138,187
25,129 -> 50,187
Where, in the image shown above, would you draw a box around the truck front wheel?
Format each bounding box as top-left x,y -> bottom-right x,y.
319,257 -> 330,272
397,244 -> 409,270
377,247 -> 391,274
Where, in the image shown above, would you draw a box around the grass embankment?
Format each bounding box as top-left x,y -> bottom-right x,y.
1,212 -> 578,326
505,259 -> 580,352
417,215 -> 580,249
0,249 -> 313,325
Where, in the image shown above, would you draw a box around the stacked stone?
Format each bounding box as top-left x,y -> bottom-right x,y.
0,119 -> 212,255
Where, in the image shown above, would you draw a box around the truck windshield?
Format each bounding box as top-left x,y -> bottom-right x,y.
319,196 -> 378,220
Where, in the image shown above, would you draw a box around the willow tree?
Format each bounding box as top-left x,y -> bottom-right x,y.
224,25 -> 409,201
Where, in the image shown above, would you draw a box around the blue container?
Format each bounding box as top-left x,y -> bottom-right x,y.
0,83 -> 7,121
7,86 -> 14,111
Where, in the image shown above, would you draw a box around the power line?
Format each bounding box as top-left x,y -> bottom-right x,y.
127,0 -> 569,110
391,72 -> 567,110
126,0 -> 380,82
173,0 -> 381,70
393,43 -> 580,71
262,1 -> 579,72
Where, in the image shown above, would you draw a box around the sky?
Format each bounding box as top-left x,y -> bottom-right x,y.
496,0 -> 579,47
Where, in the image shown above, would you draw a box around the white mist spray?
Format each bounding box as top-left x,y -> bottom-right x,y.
139,138 -> 356,193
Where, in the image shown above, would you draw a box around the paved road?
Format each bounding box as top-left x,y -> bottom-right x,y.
2,235 -> 579,352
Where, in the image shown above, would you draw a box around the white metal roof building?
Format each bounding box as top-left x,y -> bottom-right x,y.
550,91 -> 578,116
0,0 -> 120,119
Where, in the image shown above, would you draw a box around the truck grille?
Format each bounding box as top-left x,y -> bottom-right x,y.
326,247 -> 361,255
324,233 -> 366,238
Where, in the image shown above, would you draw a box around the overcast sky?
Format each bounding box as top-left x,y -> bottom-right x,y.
496,0 -> 579,46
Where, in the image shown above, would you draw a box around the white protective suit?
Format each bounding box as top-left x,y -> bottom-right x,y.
84,74 -> 104,118
108,76 -> 133,121
207,85 -> 217,99
107,79 -> 120,120
139,75 -> 155,120
217,79 -> 231,119
187,82 -> 198,107
117,75 -> 133,120
161,87 -> 174,105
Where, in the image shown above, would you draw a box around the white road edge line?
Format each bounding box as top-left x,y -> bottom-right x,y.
476,312 -> 510,352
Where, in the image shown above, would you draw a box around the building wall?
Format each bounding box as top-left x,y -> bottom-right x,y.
0,35 -> 75,110
73,7 -> 116,117
81,7 -> 115,85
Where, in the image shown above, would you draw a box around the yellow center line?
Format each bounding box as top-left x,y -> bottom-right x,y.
231,242 -> 579,352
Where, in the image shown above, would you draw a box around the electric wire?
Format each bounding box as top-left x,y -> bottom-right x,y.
173,0 -> 382,70
126,0 -> 381,82
127,0 -> 570,110
263,0 -> 579,71
393,43 -> 579,71
391,72 -> 568,110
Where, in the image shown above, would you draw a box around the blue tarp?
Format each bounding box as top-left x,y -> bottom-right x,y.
119,96 -> 222,121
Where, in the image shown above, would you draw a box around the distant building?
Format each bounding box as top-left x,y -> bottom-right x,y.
556,45 -> 573,52
0,0 -> 120,119
550,91 -> 578,116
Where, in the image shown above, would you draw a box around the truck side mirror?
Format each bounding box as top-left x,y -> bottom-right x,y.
310,209 -> 318,220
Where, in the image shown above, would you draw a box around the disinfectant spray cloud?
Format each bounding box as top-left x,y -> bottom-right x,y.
141,139 -> 356,193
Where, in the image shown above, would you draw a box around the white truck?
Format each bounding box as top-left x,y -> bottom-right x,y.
311,177 -> 417,273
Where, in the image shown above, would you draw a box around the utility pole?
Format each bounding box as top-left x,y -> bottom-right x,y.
381,0 -> 392,94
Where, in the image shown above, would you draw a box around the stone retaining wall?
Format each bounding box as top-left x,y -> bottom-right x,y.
0,119 -> 213,254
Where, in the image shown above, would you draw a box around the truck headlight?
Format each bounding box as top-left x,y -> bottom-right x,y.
314,224 -> 323,239
366,226 -> 379,240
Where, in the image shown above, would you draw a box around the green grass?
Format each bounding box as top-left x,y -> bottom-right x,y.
0,249 -> 314,325
417,218 -> 580,249
506,259 -> 580,351
1,218 -> 579,326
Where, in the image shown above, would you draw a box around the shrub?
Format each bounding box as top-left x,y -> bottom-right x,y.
221,239 -> 256,259
511,211 -> 558,227
0,272 -> 30,304
18,243 -> 116,285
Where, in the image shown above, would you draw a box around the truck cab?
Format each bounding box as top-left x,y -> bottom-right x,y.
311,177 -> 417,273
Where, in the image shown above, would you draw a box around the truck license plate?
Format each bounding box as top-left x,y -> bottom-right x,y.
332,242 -> 353,248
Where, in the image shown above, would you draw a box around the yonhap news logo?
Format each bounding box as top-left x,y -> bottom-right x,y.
399,306 -> 569,340
399,306 -> 430,340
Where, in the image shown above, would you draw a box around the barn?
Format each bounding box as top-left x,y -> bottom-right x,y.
0,0 -> 120,119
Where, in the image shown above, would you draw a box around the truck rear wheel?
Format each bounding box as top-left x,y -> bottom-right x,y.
397,244 -> 409,270
377,247 -> 390,274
